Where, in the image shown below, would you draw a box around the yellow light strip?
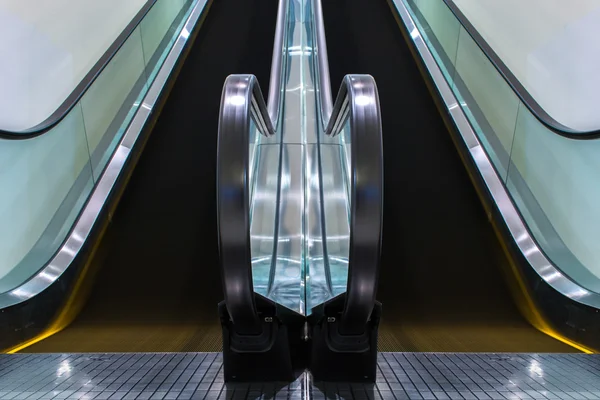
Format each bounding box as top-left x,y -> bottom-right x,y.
6,328 -> 65,354
490,221 -> 595,354
4,218 -> 110,354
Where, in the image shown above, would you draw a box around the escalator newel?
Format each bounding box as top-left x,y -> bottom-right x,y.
308,75 -> 384,382
217,74 -> 297,382
309,296 -> 382,382
218,296 -> 297,382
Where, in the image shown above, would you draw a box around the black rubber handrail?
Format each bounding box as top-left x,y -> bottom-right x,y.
325,75 -> 384,336
441,0 -> 600,139
0,0 -> 160,139
217,75 -> 276,335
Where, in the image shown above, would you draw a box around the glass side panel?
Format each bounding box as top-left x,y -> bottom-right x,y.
0,0 -> 204,294
407,0 -> 460,83
396,0 -> 600,294
141,0 -> 194,83
0,106 -> 93,293
249,121 -> 281,298
507,105 -> 600,293
305,143 -> 330,311
0,0 -> 147,132
268,143 -> 305,314
451,0 -> 600,132
81,26 -> 148,180
248,0 -> 353,315
256,0 -> 308,314
140,0 -> 187,67
322,119 -> 351,301
307,0 -> 352,313
453,25 -> 519,180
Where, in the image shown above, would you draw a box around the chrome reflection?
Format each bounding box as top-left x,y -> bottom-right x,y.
313,0 -> 333,123
256,0 -> 318,314
305,144 -> 333,309
314,141 -> 351,306
393,0 -> 600,309
267,145 -> 305,314
249,144 -> 281,298
0,0 -> 210,309
225,0 -> 382,323
266,0 -> 289,127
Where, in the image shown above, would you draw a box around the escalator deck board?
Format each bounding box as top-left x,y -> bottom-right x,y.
18,316 -> 222,353
1,353 -> 600,399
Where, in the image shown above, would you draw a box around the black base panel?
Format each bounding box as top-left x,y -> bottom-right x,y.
20,0 -> 278,353
310,299 -> 382,382
219,297 -> 306,382
321,0 -> 575,353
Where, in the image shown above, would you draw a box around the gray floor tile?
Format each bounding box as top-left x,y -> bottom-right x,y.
2,353 -> 600,400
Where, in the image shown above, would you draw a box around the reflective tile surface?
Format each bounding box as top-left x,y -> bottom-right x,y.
1,353 -> 600,399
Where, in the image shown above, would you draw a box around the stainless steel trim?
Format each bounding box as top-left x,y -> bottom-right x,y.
268,144 -> 305,315
266,0 -> 289,127
311,142 -> 350,309
393,0 -> 600,309
249,144 -> 280,298
0,0 -> 210,309
313,0 -> 334,125
306,143 -> 334,311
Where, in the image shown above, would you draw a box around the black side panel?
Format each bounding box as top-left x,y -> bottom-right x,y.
19,0 -> 278,353
310,295 -> 381,382
322,0 -> 575,352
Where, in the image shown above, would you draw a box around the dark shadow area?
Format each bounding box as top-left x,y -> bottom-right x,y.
321,0 -> 575,352
312,382 -> 377,400
22,0 -> 278,353
223,382 -> 292,400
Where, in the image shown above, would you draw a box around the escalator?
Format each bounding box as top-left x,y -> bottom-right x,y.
18,0 -> 278,353
23,0 -> 577,358
4,0 -> 586,378
322,0 -> 577,352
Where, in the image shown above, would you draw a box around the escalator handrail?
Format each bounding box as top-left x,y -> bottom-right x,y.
440,0 -> 600,139
313,0 -> 334,126
266,0 -> 288,127
217,74 -> 275,335
0,0 -> 208,310
325,75 -> 384,336
314,0 -> 384,335
0,0 -> 159,138
392,0 -> 600,309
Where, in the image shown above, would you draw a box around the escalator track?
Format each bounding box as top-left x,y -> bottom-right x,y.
19,0 -> 278,353
322,0 -> 576,352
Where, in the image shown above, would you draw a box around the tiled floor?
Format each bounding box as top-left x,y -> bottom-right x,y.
1,353 -> 600,399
